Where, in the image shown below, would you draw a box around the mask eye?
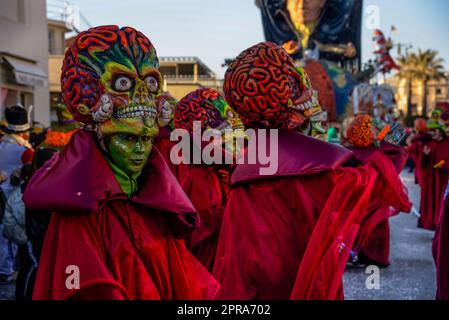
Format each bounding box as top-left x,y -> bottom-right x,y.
145,76 -> 159,93
123,134 -> 137,142
141,135 -> 153,142
114,76 -> 132,92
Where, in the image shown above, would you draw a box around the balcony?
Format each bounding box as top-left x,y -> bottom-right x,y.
163,74 -> 222,87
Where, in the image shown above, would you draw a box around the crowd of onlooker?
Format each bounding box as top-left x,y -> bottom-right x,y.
0,104 -> 57,299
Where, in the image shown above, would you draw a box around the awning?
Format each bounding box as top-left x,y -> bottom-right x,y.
2,55 -> 48,87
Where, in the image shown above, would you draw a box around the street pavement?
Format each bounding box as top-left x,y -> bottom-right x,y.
0,171 -> 438,300
344,171 -> 437,300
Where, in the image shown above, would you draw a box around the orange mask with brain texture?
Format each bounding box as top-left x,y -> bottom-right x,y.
224,42 -> 324,133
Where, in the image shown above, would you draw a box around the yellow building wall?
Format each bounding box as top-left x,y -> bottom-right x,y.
166,83 -> 223,101
48,55 -> 64,92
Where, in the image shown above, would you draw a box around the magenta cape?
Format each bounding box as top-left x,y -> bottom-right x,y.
23,130 -> 219,300
213,130 -> 410,300
349,142 -> 410,266
154,126 -> 190,184
408,133 -> 432,185
156,128 -> 233,271
181,165 -> 230,272
433,185 -> 449,300
418,138 -> 449,230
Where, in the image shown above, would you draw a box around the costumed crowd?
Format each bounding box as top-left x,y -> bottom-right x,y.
0,25 -> 448,300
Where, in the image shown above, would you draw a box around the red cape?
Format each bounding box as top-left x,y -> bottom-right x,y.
408,133 -> 432,185
23,130 -> 219,300
349,143 -> 411,266
156,127 -> 232,271
213,130 -> 409,300
181,165 -> 230,271
418,138 -> 449,230
433,184 -> 449,300
154,126 -> 190,184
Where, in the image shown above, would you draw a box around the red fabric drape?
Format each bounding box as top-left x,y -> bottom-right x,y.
213,130 -> 410,300
433,187 -> 449,300
418,138 -> 449,230
181,166 -> 230,271
290,152 -> 410,299
407,133 -> 432,185
33,203 -> 219,300
24,130 -> 219,300
349,143 -> 410,266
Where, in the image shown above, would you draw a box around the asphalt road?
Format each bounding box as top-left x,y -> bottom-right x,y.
344,171 -> 437,300
0,171 -> 437,300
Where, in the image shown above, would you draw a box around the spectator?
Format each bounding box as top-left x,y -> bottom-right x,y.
0,105 -> 33,283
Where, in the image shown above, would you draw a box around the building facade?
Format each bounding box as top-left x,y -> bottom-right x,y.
159,57 -> 223,100
387,73 -> 449,116
48,18 -> 71,124
0,0 -> 49,126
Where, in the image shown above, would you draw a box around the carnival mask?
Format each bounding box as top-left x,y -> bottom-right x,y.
224,42 -> 325,134
174,88 -> 246,155
106,132 -> 153,175
61,25 -> 167,174
61,25 -> 162,141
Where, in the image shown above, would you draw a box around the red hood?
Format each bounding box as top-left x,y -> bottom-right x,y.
231,130 -> 353,186
23,129 -> 199,233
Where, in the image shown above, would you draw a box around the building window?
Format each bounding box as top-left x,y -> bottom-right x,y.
48,29 -> 55,54
436,88 -> 443,96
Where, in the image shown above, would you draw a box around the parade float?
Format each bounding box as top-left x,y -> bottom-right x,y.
256,0 -> 363,122
256,0 -> 404,134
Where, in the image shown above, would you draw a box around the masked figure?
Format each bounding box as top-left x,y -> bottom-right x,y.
418,119 -> 449,231
213,42 -> 410,300
433,181 -> 449,300
344,115 -> 410,267
407,118 -> 431,185
152,92 -> 183,179
171,88 -> 245,271
23,25 -> 218,300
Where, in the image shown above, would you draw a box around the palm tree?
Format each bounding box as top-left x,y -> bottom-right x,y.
397,52 -> 418,117
413,49 -> 446,116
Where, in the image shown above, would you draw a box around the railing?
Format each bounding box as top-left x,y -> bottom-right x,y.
163,75 -> 223,87
47,0 -> 91,32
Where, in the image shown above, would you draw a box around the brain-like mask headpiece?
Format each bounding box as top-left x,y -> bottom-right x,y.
174,88 -> 244,133
347,115 -> 375,148
61,25 -> 162,138
223,42 -> 324,131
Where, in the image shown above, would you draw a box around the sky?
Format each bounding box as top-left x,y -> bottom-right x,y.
67,0 -> 449,78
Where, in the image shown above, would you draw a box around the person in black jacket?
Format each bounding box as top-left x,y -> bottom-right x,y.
18,148 -> 57,299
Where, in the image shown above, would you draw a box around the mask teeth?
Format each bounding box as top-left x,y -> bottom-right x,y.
113,106 -> 157,119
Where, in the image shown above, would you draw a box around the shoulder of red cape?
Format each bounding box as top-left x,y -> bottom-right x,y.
231,130 -> 353,186
22,130 -> 198,226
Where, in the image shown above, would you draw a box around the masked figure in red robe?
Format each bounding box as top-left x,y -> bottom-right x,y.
212,42 -> 410,300
23,25 -> 219,300
407,118 -> 431,185
345,115 -> 410,267
172,88 -> 246,271
418,124 -> 449,230
153,92 -> 189,182
433,181 -> 449,300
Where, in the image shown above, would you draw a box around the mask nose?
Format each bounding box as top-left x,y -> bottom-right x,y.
133,78 -> 150,105
134,138 -> 145,153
